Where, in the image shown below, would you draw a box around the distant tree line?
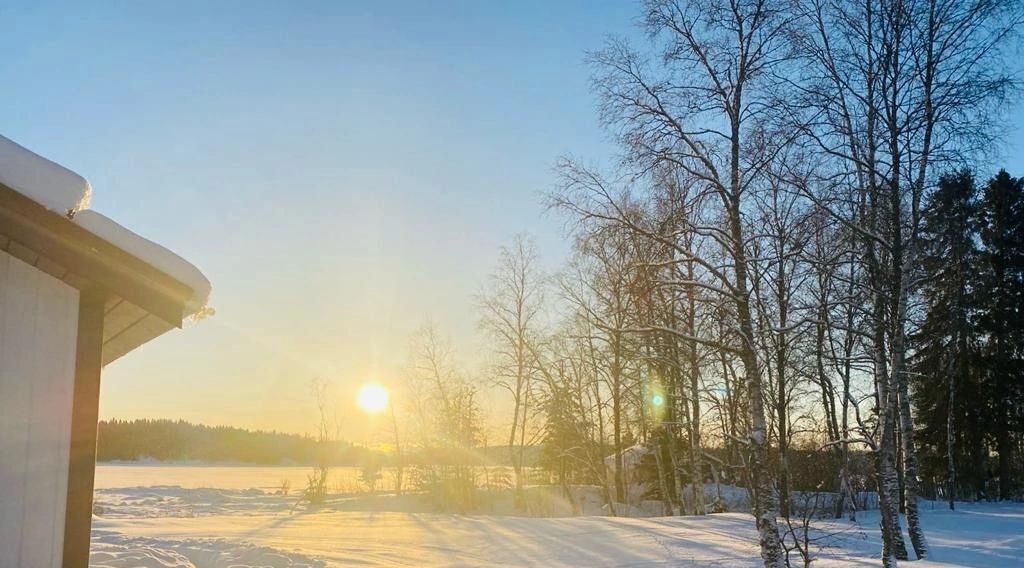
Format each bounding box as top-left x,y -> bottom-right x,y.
97,418 -> 534,467
97,419 -> 373,465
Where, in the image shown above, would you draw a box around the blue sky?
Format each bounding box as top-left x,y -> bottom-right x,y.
0,1 -> 642,437
2,1 -> 1022,438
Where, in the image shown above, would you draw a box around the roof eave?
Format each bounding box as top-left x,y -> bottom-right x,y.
0,183 -> 195,360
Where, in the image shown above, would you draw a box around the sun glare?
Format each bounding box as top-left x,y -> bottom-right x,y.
357,383 -> 389,414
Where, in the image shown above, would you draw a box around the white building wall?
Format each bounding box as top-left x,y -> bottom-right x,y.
0,249 -> 79,567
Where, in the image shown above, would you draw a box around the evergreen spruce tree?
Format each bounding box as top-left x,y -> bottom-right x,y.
977,170 -> 1024,500
911,170 -> 980,507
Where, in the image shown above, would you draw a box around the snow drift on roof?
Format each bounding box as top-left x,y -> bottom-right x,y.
0,135 -> 92,215
0,134 -> 211,315
75,210 -> 211,314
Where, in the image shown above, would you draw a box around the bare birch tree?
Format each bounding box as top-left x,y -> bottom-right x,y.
785,0 -> 1021,560
554,0 -> 796,561
479,235 -> 547,508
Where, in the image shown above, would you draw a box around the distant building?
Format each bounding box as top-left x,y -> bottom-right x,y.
604,444 -> 652,486
0,136 -> 210,568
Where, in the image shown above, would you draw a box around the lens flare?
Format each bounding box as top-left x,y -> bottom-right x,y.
357,383 -> 389,414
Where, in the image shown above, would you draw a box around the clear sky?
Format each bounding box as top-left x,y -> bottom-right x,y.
0,1 -> 641,440
2,1 -> 1023,441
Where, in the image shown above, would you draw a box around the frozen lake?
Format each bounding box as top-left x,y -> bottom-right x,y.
95,464 -> 400,493
94,463 -> 521,492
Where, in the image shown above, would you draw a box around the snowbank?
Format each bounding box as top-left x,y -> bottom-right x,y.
93,486 -> 289,518
91,530 -> 324,568
0,134 -> 210,313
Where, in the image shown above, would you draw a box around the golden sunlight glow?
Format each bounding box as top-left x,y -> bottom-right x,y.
357,383 -> 389,414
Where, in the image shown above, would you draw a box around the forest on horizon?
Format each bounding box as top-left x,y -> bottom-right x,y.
96,418 -> 540,467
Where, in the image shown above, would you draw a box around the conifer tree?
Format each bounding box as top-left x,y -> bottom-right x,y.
912,170 -> 980,508
977,170 -> 1024,500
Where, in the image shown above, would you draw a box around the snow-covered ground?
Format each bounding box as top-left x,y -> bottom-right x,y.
90,467 -> 1024,567
90,529 -> 325,568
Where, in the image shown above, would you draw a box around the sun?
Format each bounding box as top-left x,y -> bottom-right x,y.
357,383 -> 389,414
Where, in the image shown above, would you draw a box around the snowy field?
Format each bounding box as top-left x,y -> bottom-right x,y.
90,465 -> 1024,567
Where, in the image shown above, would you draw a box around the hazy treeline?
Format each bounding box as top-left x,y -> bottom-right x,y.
97,419 -> 375,465
97,418 -> 534,467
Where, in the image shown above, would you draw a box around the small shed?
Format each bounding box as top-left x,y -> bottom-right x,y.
0,135 -> 210,567
604,444 -> 653,485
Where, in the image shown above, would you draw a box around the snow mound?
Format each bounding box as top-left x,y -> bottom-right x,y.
90,530 -> 325,568
94,486 -> 288,518
0,134 -> 91,215
75,211 -> 212,312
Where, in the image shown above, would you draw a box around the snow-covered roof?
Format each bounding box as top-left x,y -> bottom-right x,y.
74,211 -> 211,313
0,135 -> 92,215
604,444 -> 652,468
0,135 -> 210,314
